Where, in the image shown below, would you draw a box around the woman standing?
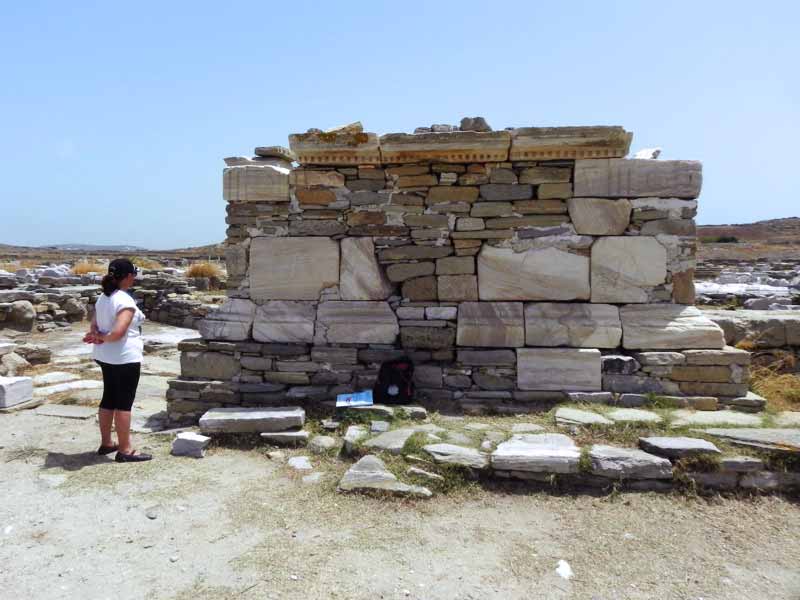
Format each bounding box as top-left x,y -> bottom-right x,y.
83,258 -> 151,462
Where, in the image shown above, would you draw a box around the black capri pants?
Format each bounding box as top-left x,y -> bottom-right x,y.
96,361 -> 141,411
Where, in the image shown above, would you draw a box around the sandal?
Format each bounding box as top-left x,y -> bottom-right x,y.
97,444 -> 119,455
115,450 -> 153,463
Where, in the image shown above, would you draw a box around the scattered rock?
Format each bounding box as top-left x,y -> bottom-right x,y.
343,425 -> 368,455
171,432 -> 211,458
338,455 -> 432,498
308,435 -> 339,454
287,456 -> 313,471
423,443 -> 489,469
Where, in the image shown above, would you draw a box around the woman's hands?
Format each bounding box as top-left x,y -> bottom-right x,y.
82,332 -> 105,344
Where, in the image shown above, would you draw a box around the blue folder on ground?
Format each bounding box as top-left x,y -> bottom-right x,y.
336,389 -> 374,407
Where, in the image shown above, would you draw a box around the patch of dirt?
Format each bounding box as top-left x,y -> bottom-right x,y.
2,409 -> 800,600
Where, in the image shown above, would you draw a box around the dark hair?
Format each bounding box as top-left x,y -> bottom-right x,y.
101,258 -> 138,296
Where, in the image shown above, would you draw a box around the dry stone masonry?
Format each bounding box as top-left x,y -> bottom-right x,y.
167,119 -> 751,423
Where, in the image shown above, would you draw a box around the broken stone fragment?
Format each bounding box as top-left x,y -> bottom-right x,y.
589,445 -> 673,479
338,455 -> 432,498
259,430 -> 310,446
171,432 -> 211,458
288,127 -> 380,166
198,299 -> 255,342
423,443 -> 489,469
253,146 -> 296,161
459,116 -> 492,132
638,436 -> 720,459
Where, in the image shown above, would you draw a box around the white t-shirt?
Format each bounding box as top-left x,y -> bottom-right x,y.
92,290 -> 146,364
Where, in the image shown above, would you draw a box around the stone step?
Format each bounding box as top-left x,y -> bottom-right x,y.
33,380 -> 103,398
199,406 -> 305,434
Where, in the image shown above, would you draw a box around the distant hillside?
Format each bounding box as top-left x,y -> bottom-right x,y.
46,243 -> 148,252
698,217 -> 800,244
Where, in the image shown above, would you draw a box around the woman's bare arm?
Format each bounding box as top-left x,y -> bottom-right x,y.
99,308 -> 135,343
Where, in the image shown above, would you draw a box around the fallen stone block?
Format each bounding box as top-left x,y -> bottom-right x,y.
423,443 -> 489,469
491,433 -> 580,473
338,455 -> 432,497
199,407 -> 305,433
589,445 -> 673,480
638,436 -> 721,459
171,432 -> 211,458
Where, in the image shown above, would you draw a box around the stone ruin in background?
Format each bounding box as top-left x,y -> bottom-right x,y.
166,118 -> 756,424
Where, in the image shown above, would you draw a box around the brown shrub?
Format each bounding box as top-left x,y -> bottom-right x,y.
750,364 -> 800,412
132,256 -> 163,270
186,262 -> 221,278
72,261 -> 107,275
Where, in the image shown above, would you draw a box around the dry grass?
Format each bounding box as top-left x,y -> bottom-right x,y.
750,364 -> 800,412
72,261 -> 107,275
132,256 -> 163,270
186,262 -> 221,278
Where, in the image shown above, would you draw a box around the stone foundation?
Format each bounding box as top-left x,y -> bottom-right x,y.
167,119 -> 748,423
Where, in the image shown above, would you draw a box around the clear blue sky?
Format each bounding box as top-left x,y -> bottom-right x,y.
1,1 -> 797,250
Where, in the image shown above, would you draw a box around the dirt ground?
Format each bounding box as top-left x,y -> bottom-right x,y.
1,405 -> 799,600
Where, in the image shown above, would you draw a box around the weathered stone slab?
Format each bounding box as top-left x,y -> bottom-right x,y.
343,425 -> 368,455
198,299 -> 255,342
35,404 -> 97,419
681,347 -> 750,366
32,372 -> 79,386
620,305 -> 725,350
567,198 -> 631,235
33,380 -> 105,398
338,455 -> 432,498
517,348 -> 601,391
379,131 -> 511,164
638,436 -> 720,459
423,444 -> 489,469
670,410 -> 762,428
524,303 -> 621,348
250,237 -> 339,301
566,391 -> 614,404
478,246 -> 590,301
387,262 -> 435,282
589,445 -> 673,479
555,407 -> 612,426
699,428 -> 800,454
606,408 -> 662,424
223,165 -> 290,202
254,145 -> 295,161
289,130 -> 381,166
199,407 -> 305,433
457,302 -> 524,347
574,159 -> 703,199
591,237 -> 666,303
510,126 -> 632,161
171,432 -> 211,458
339,238 -> 394,301
363,427 -> 421,455
491,433 -> 580,473
253,301 -> 316,343
315,301 -> 398,344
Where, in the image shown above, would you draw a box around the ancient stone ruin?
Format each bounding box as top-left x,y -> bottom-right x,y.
166,119 -> 753,424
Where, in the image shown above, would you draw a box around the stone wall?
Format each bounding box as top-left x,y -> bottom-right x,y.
167,120 -> 748,423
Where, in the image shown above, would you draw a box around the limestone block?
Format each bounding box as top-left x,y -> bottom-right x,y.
480,184 -> 533,201
509,126 -> 632,161
386,262 -> 435,282
379,130 -> 511,164
567,198 -> 631,235
589,445 -> 672,480
537,183 -> 572,199
200,407 -> 305,433
402,276 -> 438,301
426,186 -> 479,204
288,131 -> 381,166
289,170 -> 346,187
171,432 -> 211,458
591,237 -> 667,303
339,238 -> 394,300
250,237 -> 339,301
254,146 -> 296,161
573,159 -> 702,199
401,327 -> 455,349
438,275 -> 478,301
491,433 -> 580,473
253,301 -> 316,343
436,256 -> 475,275
0,376 -> 33,409
180,352 -> 240,380
423,444 -> 489,469
225,243 -> 248,279
517,348 -> 601,391
620,305 -> 725,350
315,301 -> 399,344
478,246 -> 590,301
518,166 -> 571,184
223,165 -> 290,203
457,302 -> 525,348
524,303 -> 621,348
198,299 -> 255,342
